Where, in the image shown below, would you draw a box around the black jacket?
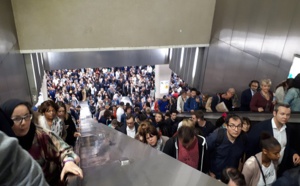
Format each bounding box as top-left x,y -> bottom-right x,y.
240,88 -> 253,111
118,123 -> 139,135
163,135 -> 209,173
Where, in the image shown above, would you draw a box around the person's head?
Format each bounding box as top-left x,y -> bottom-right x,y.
126,114 -> 135,129
155,112 -> 164,123
191,110 -> 204,124
276,78 -> 293,90
260,132 -> 281,162
260,79 -> 272,93
241,117 -> 251,133
225,88 -> 236,99
38,100 -> 58,121
145,107 -> 152,115
180,90 -> 187,98
170,111 -> 177,121
134,107 -> 140,114
177,126 -> 195,149
104,104 -> 110,110
1,99 -> 33,137
56,101 -> 67,120
162,95 -> 167,101
273,103 -> 291,126
221,168 -> 246,186
145,125 -> 160,147
125,106 -> 132,114
249,80 -> 259,92
165,112 -> 170,120
136,121 -> 151,143
119,102 -> 124,108
137,113 -> 147,123
110,119 -> 119,128
103,110 -> 111,119
190,88 -> 197,98
181,118 -> 195,128
224,114 -> 242,139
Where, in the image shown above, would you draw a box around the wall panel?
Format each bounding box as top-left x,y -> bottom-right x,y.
202,0 -> 300,96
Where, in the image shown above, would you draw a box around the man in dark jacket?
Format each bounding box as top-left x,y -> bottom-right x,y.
211,88 -> 235,112
240,80 -> 259,111
246,103 -> 300,176
163,126 -> 209,173
118,114 -> 139,138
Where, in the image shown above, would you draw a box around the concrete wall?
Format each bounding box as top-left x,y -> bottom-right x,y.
11,0 -> 215,53
202,0 -> 300,95
0,0 -> 31,104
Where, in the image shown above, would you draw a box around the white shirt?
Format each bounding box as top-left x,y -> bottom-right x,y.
271,118 -> 287,164
251,89 -> 255,96
126,126 -> 136,138
257,161 -> 276,186
116,107 -> 124,122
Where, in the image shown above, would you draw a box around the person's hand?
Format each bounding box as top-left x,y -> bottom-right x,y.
60,161 -> 83,181
293,153 -> 300,165
209,171 -> 216,178
74,132 -> 81,137
258,107 -> 264,112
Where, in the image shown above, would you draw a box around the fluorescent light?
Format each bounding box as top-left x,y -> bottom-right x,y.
169,48 -> 173,62
192,47 -> 199,78
180,47 -> 185,69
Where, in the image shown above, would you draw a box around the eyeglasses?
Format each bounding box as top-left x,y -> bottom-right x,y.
228,124 -> 242,130
11,114 -> 32,125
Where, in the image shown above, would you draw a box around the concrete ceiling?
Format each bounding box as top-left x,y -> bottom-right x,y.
11,0 -> 215,53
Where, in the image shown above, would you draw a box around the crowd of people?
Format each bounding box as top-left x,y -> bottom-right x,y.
0,64 -> 300,185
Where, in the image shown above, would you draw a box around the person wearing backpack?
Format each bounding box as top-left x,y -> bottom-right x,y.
206,114 -> 247,179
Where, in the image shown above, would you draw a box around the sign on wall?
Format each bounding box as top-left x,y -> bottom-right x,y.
160,80 -> 169,94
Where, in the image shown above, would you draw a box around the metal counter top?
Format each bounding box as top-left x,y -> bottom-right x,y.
68,121 -> 225,186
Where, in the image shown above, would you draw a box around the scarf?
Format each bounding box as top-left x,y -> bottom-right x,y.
17,122 -> 36,150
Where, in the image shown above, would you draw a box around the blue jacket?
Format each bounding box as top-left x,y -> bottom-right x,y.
184,97 -> 200,112
284,88 -> 300,111
158,100 -> 169,113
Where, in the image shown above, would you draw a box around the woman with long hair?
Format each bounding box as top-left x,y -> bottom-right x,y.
56,101 -> 81,147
